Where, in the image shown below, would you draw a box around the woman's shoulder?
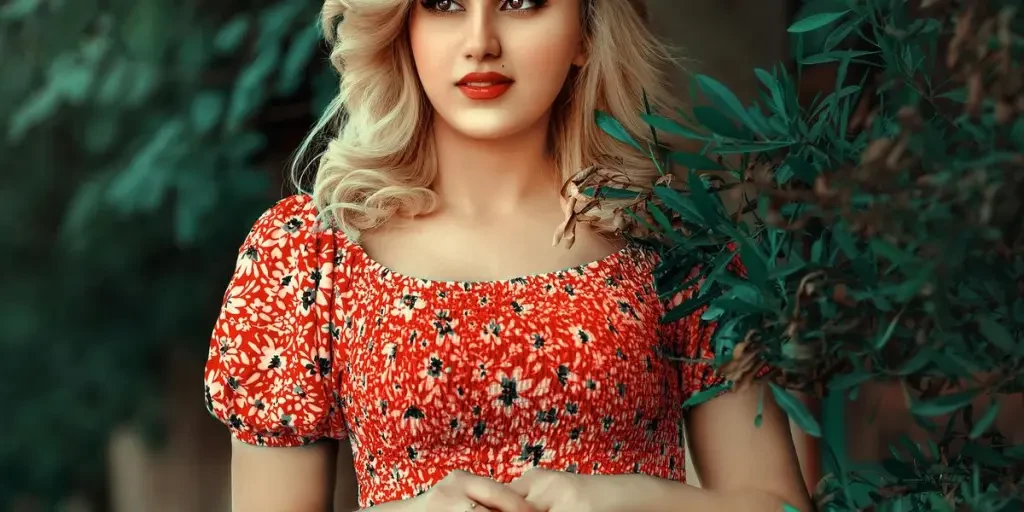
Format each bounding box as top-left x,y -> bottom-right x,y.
240,193 -> 356,252
205,193 -> 352,447
248,193 -> 320,237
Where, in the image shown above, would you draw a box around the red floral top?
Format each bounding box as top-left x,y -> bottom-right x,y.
204,194 -> 729,508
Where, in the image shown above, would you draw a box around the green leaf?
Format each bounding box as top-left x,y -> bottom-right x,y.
870,238 -> 913,267
646,202 -> 686,245
596,110 -> 641,150
693,106 -> 745,139
881,458 -> 916,480
696,74 -> 758,132
107,120 -> 185,212
641,114 -> 710,140
823,17 -> 860,52
738,239 -> 770,287
828,370 -> 873,391
701,305 -> 724,322
977,315 -> 1019,355
781,156 -> 818,184
938,87 -> 967,103
811,238 -> 824,264
583,186 -> 642,200
788,11 -> 850,34
831,221 -> 859,260
654,186 -> 705,225
190,92 -> 224,134
755,385 -> 765,427
669,152 -> 724,171
687,171 -> 723,227
1006,444 -> 1024,460
682,383 -> 730,409
702,246 -> 739,293
226,44 -> 280,131
800,50 -> 877,65
899,435 -> 927,464
969,401 -> 1001,439
0,0 -> 41,20
8,86 -> 61,142
712,141 -> 795,154
256,2 -> 306,51
769,261 -> 805,280
174,169 -> 217,245
215,16 -> 250,54
277,22 -> 321,96
664,289 -> 719,324
909,389 -> 978,417
1011,118 -> 1024,152
754,68 -> 786,120
962,442 -> 1012,467
770,383 -> 821,437
715,296 -> 774,315
894,265 -> 933,302
875,309 -> 904,350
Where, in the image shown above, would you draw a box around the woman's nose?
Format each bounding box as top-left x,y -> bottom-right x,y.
463,9 -> 501,61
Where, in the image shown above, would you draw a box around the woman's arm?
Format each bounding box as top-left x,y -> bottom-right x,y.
232,439 -> 349,512
681,381 -> 813,511
511,383 -> 814,512
334,439 -> 360,511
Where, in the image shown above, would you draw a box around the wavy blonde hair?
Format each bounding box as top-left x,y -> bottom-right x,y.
292,0 -> 683,240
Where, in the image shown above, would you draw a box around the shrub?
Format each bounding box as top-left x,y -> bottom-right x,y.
587,0 -> 1023,510
0,0 -> 330,506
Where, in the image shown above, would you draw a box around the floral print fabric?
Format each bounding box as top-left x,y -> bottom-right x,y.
204,194 -> 727,508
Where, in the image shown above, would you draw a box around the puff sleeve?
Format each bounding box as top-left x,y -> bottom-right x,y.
661,253 -> 769,404
203,195 -> 347,447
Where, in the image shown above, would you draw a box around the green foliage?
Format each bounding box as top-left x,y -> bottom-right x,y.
597,0 -> 1024,510
0,0 -> 331,507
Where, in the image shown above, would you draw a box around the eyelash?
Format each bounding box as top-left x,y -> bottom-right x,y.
419,0 -> 548,16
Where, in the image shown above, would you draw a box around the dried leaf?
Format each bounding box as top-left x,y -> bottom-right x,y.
861,138 -> 894,164
966,71 -> 984,116
553,195 -> 579,249
719,339 -> 767,393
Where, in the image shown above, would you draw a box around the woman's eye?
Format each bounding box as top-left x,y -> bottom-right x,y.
422,0 -> 463,13
422,0 -> 542,14
500,0 -> 540,11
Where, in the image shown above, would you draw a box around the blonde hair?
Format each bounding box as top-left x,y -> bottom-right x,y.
292,0 -> 682,240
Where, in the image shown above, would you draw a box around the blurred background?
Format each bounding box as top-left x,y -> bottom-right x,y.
5,0 -> 1014,511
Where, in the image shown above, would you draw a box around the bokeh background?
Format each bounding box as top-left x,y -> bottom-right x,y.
5,1 -> 1016,511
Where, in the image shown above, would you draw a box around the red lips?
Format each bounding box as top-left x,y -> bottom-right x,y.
456,71 -> 515,100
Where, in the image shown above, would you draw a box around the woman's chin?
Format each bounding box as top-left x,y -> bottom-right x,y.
434,106 -> 547,142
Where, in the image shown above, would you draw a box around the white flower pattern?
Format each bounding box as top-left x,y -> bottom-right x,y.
203,195 -> 762,510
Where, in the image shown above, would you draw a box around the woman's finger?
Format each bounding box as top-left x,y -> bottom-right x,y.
506,469 -> 539,497
455,504 -> 494,512
459,473 -> 537,512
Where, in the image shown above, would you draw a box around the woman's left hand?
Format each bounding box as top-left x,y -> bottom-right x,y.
507,469 -> 624,512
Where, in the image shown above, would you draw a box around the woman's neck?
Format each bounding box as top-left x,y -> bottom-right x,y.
429,113 -> 560,218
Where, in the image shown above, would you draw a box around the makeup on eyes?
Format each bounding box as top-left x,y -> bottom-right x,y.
418,0 -> 549,14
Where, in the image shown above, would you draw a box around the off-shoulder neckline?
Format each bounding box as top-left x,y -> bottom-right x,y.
288,194 -> 642,288
346,238 -> 636,288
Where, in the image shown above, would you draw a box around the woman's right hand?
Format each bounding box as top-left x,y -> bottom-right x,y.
388,470 -> 539,512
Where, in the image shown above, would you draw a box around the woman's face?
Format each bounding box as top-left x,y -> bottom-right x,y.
409,0 -> 585,141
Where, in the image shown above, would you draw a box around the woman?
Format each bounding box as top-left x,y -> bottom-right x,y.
204,0 -> 812,511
